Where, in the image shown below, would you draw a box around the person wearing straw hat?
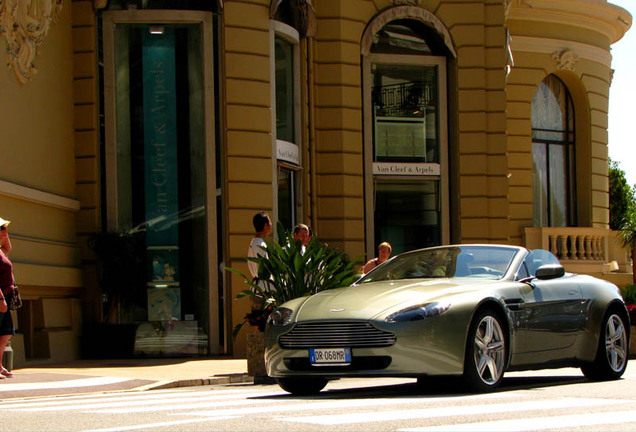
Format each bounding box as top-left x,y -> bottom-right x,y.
0,217 -> 15,378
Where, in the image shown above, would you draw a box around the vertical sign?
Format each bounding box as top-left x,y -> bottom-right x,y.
142,28 -> 179,247
143,28 -> 180,292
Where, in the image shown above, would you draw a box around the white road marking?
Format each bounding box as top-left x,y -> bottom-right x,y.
277,398 -> 630,425
401,410 -> 636,431
0,377 -> 133,392
0,387 -> 281,408
177,392 -> 516,418
81,416 -> 240,432
7,390 -> 283,412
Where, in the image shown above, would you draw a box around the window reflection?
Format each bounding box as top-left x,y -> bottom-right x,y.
531,75 -> 575,227
275,36 -> 294,143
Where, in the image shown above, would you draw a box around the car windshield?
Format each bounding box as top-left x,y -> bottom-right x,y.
358,245 -> 520,283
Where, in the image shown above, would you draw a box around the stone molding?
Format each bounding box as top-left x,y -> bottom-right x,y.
360,5 -> 456,57
510,35 -> 611,67
0,179 -> 80,212
392,0 -> 421,5
0,0 -> 63,84
552,48 -> 579,71
506,0 -> 631,44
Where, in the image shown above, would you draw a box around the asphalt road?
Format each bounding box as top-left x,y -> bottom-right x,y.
2,365 -> 636,431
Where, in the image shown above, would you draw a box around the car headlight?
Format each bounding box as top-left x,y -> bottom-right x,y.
267,307 -> 293,326
385,302 -> 451,323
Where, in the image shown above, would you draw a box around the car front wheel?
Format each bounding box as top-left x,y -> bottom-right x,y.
581,310 -> 628,381
463,308 -> 507,392
277,377 -> 328,395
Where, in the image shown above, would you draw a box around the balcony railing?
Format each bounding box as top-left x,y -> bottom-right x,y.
524,227 -> 608,262
524,227 -> 632,287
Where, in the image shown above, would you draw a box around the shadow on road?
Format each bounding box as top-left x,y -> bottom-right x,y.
250,373 -> 590,400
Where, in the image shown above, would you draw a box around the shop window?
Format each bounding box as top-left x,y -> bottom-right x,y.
372,64 -> 439,163
272,20 -> 301,229
278,166 -> 296,230
531,75 -> 576,227
375,180 -> 440,252
102,11 -> 217,356
275,36 -> 295,143
363,17 -> 450,255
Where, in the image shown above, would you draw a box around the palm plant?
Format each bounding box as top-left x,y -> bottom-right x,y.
228,222 -> 360,337
618,207 -> 636,285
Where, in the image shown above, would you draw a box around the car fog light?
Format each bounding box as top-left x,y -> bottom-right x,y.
268,307 -> 293,326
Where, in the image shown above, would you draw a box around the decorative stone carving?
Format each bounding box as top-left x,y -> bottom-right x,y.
392,0 -> 421,5
271,0 -> 316,38
552,49 -> 579,71
0,0 -> 63,84
361,6 -> 457,58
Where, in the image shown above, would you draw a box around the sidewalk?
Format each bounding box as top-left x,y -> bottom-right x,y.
0,357 -> 252,399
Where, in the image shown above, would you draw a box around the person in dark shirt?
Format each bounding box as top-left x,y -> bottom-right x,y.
0,217 -> 15,378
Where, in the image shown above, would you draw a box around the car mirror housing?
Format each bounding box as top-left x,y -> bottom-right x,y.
535,263 -> 565,280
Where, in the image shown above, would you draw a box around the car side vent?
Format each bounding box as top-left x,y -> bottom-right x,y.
278,321 -> 397,349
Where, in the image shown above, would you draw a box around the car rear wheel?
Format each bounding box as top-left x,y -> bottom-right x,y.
463,308 -> 507,392
581,310 -> 628,381
277,377 -> 328,395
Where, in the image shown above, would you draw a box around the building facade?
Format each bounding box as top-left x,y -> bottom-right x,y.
0,0 -> 631,365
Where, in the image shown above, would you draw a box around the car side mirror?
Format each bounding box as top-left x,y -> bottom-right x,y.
535,263 -> 565,280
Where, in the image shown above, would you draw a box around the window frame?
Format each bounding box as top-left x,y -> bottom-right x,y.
363,53 -> 449,256
270,20 -> 302,228
101,10 -> 220,353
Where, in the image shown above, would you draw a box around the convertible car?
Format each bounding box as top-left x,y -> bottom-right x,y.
264,244 -> 630,395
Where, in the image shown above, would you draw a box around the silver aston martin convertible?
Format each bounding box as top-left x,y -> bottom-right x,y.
265,244 -> 630,395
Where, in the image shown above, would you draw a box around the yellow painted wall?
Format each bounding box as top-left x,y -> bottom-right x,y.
0,0 -> 83,367
505,0 -> 628,245
223,0 -> 274,357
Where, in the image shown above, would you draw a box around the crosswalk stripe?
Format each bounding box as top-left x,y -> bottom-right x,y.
400,409 -> 636,431
0,377 -> 133,392
9,390 -> 283,412
0,388 -> 280,409
176,392 -> 516,418
81,416 -> 240,432
277,398 -> 630,425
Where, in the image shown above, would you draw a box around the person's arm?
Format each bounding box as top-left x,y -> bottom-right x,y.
362,258 -> 376,274
0,227 -> 11,256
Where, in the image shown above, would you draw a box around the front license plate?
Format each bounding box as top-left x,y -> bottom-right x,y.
309,347 -> 351,365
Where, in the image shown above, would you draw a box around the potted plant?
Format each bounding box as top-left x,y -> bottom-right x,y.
227,222 -> 359,378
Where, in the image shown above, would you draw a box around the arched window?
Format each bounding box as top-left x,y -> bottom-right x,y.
531,75 -> 576,227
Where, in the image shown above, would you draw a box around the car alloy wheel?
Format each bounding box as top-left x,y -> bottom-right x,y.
581,309 -> 629,381
472,314 -> 506,386
604,313 -> 628,373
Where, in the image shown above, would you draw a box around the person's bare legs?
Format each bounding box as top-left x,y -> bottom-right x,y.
0,334 -> 12,377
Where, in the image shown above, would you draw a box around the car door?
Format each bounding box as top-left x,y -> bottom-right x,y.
510,250 -> 584,364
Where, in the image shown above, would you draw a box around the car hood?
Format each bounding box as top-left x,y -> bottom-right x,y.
294,278 -> 497,321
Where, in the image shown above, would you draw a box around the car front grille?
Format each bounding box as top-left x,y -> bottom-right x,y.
278,321 -> 397,349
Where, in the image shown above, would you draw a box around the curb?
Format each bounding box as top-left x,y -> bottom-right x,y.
136,373 -> 254,391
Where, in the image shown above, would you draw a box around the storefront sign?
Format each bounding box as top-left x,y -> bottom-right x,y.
277,140 -> 300,165
373,162 -> 440,176
143,29 -> 179,248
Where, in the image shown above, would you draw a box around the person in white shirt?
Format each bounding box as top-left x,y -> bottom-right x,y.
247,211 -> 272,279
292,223 -> 310,254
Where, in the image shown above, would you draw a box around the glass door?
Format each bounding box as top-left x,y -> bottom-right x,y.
102,11 -> 219,355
